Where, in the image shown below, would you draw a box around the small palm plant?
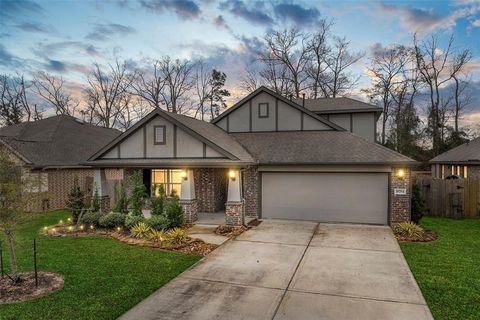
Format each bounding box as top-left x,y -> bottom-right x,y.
166,227 -> 188,245
130,222 -> 150,238
148,229 -> 167,243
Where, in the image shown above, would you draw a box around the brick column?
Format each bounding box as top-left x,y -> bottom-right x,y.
390,168 -> 411,225
179,199 -> 198,224
225,201 -> 244,226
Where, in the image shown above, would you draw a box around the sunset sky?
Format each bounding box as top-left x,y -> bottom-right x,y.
1,0 -> 479,129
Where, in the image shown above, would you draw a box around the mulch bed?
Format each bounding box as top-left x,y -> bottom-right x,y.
40,225 -> 216,256
215,225 -> 248,237
0,272 -> 64,304
395,230 -> 438,242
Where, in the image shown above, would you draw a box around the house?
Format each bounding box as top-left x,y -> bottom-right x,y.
86,87 -> 415,226
430,137 -> 480,179
0,115 -> 121,211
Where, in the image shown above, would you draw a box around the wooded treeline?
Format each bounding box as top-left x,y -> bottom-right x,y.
1,22 -> 476,162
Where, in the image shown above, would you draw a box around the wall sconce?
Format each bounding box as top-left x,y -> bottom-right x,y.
396,168 -> 406,179
229,169 -> 236,181
180,170 -> 188,181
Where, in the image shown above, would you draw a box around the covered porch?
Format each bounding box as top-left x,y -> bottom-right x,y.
93,166 -> 249,226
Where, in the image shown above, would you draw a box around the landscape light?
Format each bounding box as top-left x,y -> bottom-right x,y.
79,225 -> 84,230
68,226 -> 73,231
90,225 -> 94,229
59,220 -> 63,224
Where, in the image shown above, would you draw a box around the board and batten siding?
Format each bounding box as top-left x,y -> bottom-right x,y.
320,112 -> 377,142
216,91 -> 331,133
100,114 -> 224,159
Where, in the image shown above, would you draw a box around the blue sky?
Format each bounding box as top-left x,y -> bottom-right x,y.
1,0 -> 479,127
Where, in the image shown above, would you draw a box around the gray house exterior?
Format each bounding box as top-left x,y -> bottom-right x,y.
430,137 -> 480,179
87,87 -> 415,226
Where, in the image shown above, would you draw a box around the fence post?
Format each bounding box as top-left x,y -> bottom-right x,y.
34,238 -> 38,287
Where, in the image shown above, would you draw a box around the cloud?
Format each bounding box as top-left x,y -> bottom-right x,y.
219,0 -> 273,26
15,21 -> 52,34
86,23 -> 136,41
0,0 -> 43,23
0,44 -> 22,68
378,2 -> 477,33
273,3 -> 321,26
139,0 -> 201,19
44,59 -> 90,74
32,41 -> 103,59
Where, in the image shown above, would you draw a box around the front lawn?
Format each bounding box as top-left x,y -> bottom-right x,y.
0,210 -> 202,320
400,217 -> 480,320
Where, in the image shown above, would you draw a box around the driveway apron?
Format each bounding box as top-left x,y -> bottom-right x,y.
119,220 -> 433,320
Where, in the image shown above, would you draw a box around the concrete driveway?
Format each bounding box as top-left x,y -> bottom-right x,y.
119,220 -> 433,320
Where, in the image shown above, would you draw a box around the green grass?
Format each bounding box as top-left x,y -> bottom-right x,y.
400,217 -> 480,320
0,210 -> 202,320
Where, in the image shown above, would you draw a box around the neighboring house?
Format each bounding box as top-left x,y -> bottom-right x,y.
430,137 -> 480,179
0,115 -> 120,211
86,86 -> 415,226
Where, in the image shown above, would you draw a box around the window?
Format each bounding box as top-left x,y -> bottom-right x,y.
464,166 -> 468,178
441,165 -> 445,179
451,166 -> 455,175
154,125 -> 166,145
457,165 -> 461,176
151,169 -> 182,196
258,103 -> 269,118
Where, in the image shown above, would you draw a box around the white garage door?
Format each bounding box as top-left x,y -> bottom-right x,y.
261,172 -> 388,225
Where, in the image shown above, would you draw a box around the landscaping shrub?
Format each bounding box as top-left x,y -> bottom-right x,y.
165,196 -> 184,228
411,182 -> 426,224
80,211 -> 103,227
128,170 -> 146,216
393,222 -> 424,238
124,215 -> 146,229
113,182 -> 128,214
99,212 -> 125,229
146,215 -> 169,230
91,184 -> 100,212
166,228 -> 188,245
151,184 -> 166,216
130,222 -> 150,238
66,177 -> 85,223
148,229 -> 167,242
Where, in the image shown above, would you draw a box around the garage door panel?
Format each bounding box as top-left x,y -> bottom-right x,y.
261,172 -> 388,225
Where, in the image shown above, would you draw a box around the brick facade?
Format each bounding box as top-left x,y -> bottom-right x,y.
242,166 -> 259,218
225,201 -> 244,226
390,168 -> 411,225
179,199 -> 199,223
193,168 -> 228,213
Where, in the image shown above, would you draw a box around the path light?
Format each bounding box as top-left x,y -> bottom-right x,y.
52,228 -> 56,232
59,219 -> 63,224
79,225 -> 84,230
396,169 -> 406,179
68,226 -> 73,231
116,226 -> 122,232
67,218 -> 71,222
229,169 -> 236,181
43,226 -> 48,231
180,170 -> 187,181
89,225 -> 94,230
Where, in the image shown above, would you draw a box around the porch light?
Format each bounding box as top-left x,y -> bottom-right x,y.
180,170 -> 188,180
396,169 -> 406,179
229,170 -> 236,181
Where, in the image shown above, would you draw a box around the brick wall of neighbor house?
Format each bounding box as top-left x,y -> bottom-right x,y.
193,168 -> 228,212
468,166 -> 480,179
47,169 -> 95,210
390,168 -> 411,225
243,166 -> 259,218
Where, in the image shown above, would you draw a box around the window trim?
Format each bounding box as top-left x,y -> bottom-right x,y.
153,125 -> 166,145
258,103 -> 269,118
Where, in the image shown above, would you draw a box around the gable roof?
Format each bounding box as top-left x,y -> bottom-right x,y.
89,108 -> 254,163
293,97 -> 382,115
211,86 -> 345,131
0,115 -> 120,169
430,137 -> 480,164
231,131 -> 416,165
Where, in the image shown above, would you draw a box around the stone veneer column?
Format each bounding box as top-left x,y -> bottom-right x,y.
225,169 -> 244,226
390,167 -> 411,225
180,169 -> 198,223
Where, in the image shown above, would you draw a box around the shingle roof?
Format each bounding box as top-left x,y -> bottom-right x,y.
230,131 -> 416,165
430,137 -> 480,164
0,115 -> 120,168
293,97 -> 382,114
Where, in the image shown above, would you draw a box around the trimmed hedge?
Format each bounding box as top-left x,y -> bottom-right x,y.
125,215 -> 146,229
146,215 -> 170,230
80,212 -> 103,227
99,212 -> 126,229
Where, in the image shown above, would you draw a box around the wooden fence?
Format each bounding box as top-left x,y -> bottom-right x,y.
415,176 -> 480,218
